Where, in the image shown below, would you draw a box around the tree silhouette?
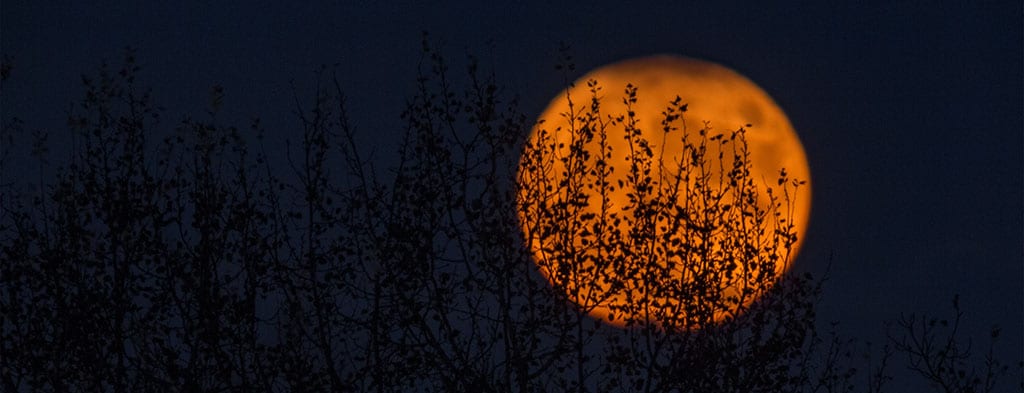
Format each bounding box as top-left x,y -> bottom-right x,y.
889,296 -> 1015,393
0,44 -> 1017,392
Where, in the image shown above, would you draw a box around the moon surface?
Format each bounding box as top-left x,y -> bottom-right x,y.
516,55 -> 811,328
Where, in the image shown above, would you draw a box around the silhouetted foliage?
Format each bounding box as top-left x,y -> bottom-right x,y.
890,295 -> 1014,393
0,43 -> 1018,392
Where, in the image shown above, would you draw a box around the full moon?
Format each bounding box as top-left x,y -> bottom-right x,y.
516,55 -> 811,329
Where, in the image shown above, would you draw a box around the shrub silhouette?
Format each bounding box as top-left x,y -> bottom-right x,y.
0,45 -> 1017,392
518,79 -> 805,330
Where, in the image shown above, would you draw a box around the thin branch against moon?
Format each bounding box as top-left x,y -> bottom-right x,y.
516,56 -> 812,330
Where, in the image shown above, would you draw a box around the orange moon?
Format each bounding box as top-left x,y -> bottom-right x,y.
516,55 -> 811,328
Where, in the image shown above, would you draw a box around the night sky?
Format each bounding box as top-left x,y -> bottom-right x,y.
3,0 -> 1021,388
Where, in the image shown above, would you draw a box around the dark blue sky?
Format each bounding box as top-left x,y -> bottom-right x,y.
3,1 -> 1021,387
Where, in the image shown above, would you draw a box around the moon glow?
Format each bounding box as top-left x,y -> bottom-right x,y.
516,56 -> 811,329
